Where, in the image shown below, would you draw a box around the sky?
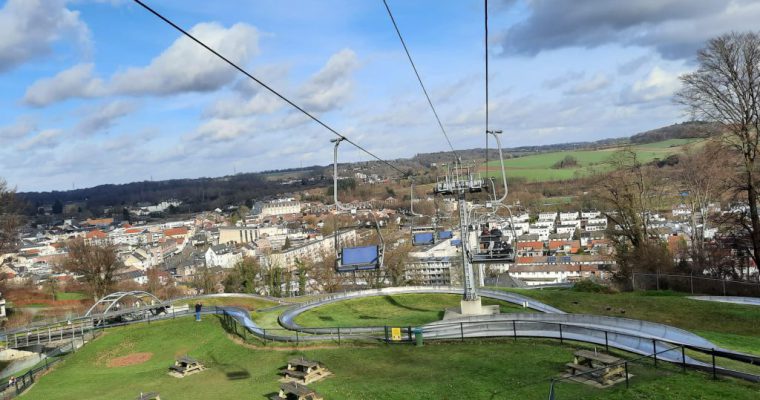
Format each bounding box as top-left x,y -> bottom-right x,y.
1,0 -> 759,192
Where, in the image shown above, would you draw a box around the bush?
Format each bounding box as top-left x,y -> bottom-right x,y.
551,155 -> 579,169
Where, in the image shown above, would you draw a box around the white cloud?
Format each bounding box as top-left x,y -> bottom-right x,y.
110,22 -> 259,96
300,48 -> 359,112
0,0 -> 89,73
621,66 -> 682,104
0,117 -> 36,142
75,100 -> 137,135
23,22 -> 260,106
17,129 -> 62,151
23,64 -> 106,107
564,73 -> 611,95
192,117 -> 257,142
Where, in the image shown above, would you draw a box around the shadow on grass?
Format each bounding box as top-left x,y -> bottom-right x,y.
382,295 -> 431,313
209,352 -> 251,381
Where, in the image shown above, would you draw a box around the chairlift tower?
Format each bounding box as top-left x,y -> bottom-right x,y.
434,159 -> 486,312
434,131 -> 509,315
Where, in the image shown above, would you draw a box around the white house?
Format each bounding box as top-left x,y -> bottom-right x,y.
581,210 -> 602,219
556,225 -> 577,235
538,212 -> 557,221
559,212 -> 579,221
261,201 -> 301,217
205,244 -> 243,269
672,204 -> 691,217
528,226 -> 551,241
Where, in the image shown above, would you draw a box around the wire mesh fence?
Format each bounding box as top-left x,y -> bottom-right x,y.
632,273 -> 760,297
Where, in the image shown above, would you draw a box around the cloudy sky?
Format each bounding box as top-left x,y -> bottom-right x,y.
1,0 -> 758,192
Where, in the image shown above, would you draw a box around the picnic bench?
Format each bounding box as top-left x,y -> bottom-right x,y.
280,357 -> 331,384
268,381 -> 324,400
565,349 -> 628,387
135,392 -> 161,400
168,355 -> 205,378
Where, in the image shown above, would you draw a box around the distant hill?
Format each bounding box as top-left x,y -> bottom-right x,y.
629,121 -> 723,144
17,121 -> 724,213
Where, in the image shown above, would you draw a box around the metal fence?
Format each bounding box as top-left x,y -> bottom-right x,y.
632,273 -> 760,297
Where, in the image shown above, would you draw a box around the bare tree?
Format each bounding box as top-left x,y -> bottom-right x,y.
677,31 -> 760,268
0,179 -> 21,254
308,250 -> 346,293
676,143 -> 731,270
193,266 -> 219,294
597,149 -> 666,248
62,238 -> 125,300
595,149 -> 671,286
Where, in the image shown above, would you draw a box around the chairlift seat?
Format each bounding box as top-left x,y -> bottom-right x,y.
412,232 -> 435,246
438,231 -> 453,240
337,245 -> 381,272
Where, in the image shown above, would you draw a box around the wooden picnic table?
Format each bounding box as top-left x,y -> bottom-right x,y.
574,349 -> 621,365
566,350 -> 626,386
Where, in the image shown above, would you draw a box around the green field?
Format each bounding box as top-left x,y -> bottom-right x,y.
22,316 -> 760,400
54,292 -> 88,301
293,294 -> 529,328
485,138 -> 703,182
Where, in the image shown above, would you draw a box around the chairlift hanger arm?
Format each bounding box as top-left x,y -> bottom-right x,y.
332,138 -> 352,212
486,130 -> 508,203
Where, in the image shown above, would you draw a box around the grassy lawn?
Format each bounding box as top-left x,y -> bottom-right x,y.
54,292 -> 88,301
22,316 -> 760,400
484,139 -> 703,182
497,288 -> 760,353
292,294 -> 530,328
172,296 -> 278,311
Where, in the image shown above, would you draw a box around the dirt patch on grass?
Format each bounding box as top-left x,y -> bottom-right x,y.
107,352 -> 153,368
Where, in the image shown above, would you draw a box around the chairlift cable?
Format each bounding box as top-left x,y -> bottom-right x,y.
133,0 -> 406,176
381,0 -> 460,162
485,0 -> 490,180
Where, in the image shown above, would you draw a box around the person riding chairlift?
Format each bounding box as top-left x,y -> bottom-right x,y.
488,227 -> 503,255
480,225 -> 491,250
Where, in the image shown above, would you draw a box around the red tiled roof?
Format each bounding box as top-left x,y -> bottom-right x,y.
516,241 -> 544,250
86,230 -> 107,239
164,227 -> 189,237
548,240 -> 580,250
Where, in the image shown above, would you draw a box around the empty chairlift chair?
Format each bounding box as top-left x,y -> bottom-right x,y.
331,138 -> 385,273
412,231 -> 435,246
337,244 -> 382,272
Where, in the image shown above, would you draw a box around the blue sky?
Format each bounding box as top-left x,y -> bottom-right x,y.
1,0 -> 758,192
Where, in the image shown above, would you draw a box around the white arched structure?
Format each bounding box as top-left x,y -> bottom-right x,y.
85,291 -> 162,318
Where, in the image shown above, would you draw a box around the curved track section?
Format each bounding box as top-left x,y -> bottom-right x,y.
428,313 -> 718,349
278,286 -> 564,334
689,296 -> 760,306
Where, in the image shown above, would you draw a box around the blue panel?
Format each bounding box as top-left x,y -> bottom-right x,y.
341,245 -> 379,267
413,232 -> 435,245
547,256 -> 557,263
438,231 -> 453,240
451,239 -> 462,246
561,256 -> 572,263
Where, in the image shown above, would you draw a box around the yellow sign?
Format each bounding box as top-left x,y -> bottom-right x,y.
391,327 -> 402,341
